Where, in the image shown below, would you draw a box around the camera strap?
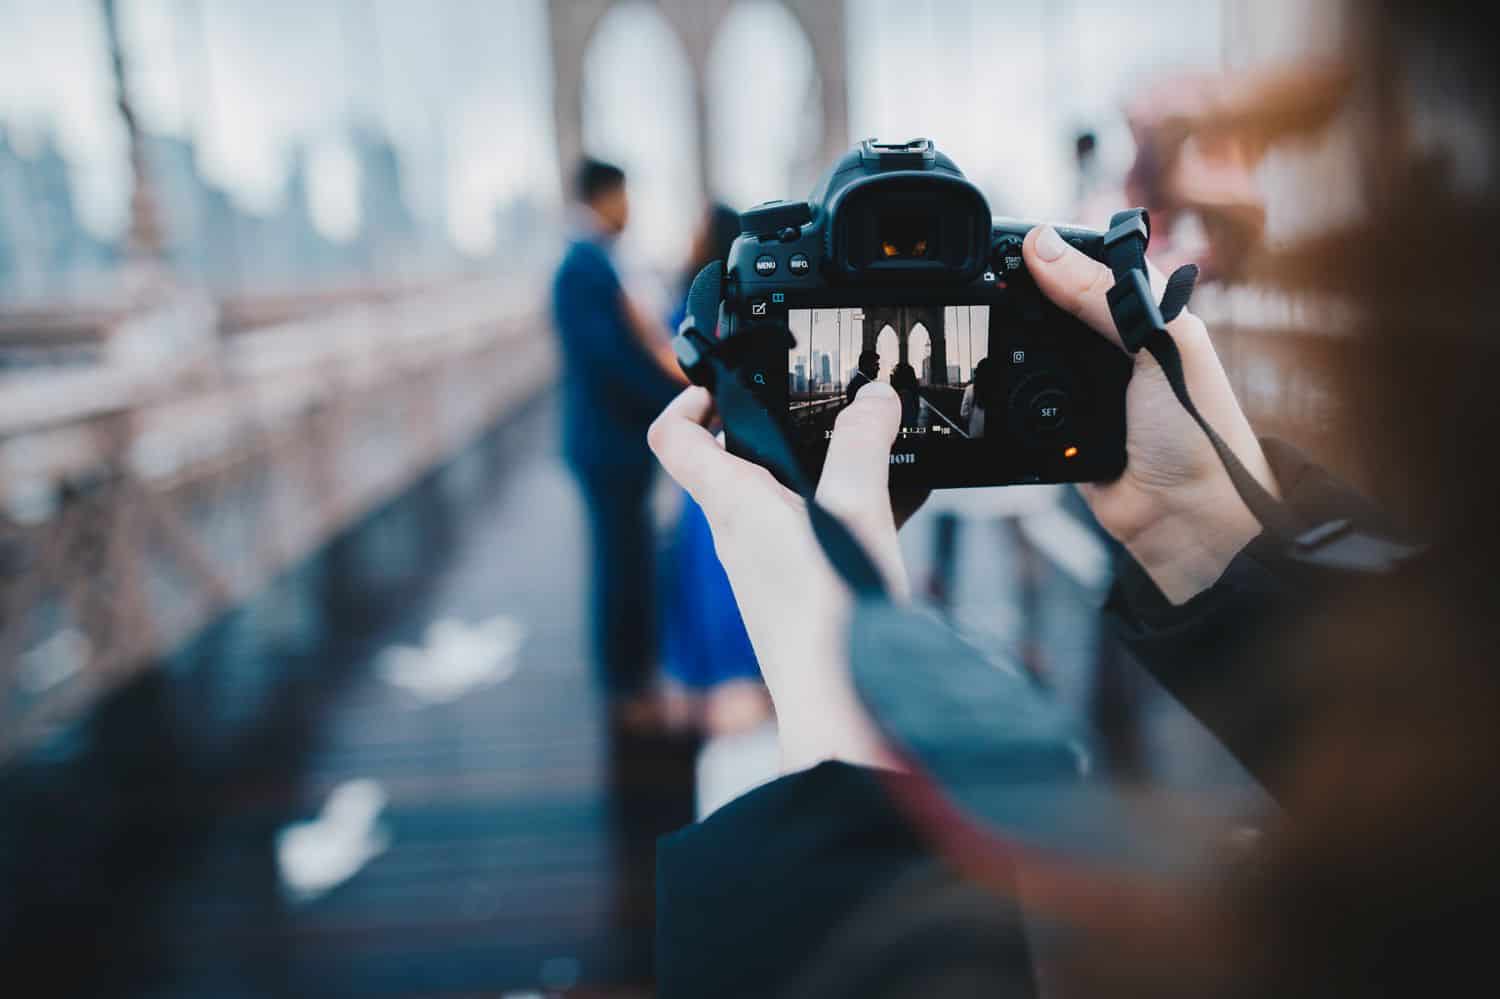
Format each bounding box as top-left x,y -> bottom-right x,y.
678,288 -> 1231,874
671,220 -> 1423,875
1101,210 -> 1301,542
1100,209 -> 1423,573
685,338 -> 894,600
677,207 -> 1425,607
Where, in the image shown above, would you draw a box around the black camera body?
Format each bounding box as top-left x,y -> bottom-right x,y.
688,139 -> 1132,490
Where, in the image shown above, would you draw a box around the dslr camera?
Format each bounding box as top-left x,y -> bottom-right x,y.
677,138 -> 1131,489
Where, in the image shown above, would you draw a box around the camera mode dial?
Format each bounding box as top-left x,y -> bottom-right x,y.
993,236 -> 1026,277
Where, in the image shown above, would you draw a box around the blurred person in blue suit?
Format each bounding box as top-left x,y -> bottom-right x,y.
553,158 -> 686,725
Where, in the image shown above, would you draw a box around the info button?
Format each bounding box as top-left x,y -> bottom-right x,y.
788,253 -> 811,276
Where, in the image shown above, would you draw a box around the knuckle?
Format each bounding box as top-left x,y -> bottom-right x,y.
1070,262 -> 1116,316
1169,311 -> 1213,354
646,413 -> 672,456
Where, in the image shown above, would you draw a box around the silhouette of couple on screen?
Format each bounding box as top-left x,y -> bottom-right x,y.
846,350 -> 922,429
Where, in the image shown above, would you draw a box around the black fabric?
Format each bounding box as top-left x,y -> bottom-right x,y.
1103,437 -> 1403,787
656,761 -> 1037,999
655,439 -> 1407,991
686,260 -> 724,343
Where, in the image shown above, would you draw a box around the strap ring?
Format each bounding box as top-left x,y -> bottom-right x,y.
1103,212 -> 1150,251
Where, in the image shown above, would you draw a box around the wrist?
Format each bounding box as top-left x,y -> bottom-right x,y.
777,697 -> 900,774
1123,474 -> 1267,604
772,670 -> 901,774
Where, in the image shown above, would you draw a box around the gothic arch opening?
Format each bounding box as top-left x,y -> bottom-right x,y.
580,1 -> 701,267
874,325 -> 899,381
860,305 -> 948,385
705,1 -> 824,207
909,323 -> 934,381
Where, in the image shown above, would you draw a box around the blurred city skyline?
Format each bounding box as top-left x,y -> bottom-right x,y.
0,0 -> 1224,300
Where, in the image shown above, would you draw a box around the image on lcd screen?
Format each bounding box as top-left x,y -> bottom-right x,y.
787,306 -> 991,443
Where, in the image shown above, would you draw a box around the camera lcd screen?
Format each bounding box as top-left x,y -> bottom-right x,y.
787,305 -> 992,446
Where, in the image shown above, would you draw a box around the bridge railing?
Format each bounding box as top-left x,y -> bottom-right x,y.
0,277 -> 556,761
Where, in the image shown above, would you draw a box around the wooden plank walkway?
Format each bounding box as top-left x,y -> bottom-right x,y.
0,392 -> 1252,997
1,397 -> 694,997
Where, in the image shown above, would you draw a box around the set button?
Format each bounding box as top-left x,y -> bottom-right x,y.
1027,388 -> 1070,434
1010,373 -> 1073,441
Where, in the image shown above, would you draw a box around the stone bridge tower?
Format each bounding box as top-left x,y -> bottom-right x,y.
547,0 -> 848,200
861,305 -> 949,385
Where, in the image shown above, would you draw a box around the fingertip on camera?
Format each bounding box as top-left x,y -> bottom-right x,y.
1030,225 -> 1069,263
852,381 -> 897,403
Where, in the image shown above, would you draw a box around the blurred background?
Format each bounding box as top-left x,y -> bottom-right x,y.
1,1 -> 1372,996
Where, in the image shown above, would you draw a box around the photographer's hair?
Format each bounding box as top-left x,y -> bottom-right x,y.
1066,2 -> 1500,995
792,3 -> 1500,996
889,363 -> 918,393
575,157 -> 625,205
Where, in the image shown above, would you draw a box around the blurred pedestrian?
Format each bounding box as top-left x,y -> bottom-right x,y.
890,362 -> 921,427
959,357 -> 993,438
661,203 -> 770,735
552,158 -> 686,726
847,350 -> 882,404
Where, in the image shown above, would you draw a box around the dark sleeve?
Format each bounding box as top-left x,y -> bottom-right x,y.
657,761 -> 1037,999
1104,438 -> 1397,784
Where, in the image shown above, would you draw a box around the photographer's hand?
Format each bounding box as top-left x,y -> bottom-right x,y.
1023,225 -> 1279,604
649,383 -> 909,774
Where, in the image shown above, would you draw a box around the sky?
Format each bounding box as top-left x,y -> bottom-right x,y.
0,0 -> 1224,264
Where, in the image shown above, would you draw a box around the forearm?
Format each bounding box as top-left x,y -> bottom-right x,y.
621,290 -> 690,386
773,665 -> 904,775
735,577 -> 902,775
